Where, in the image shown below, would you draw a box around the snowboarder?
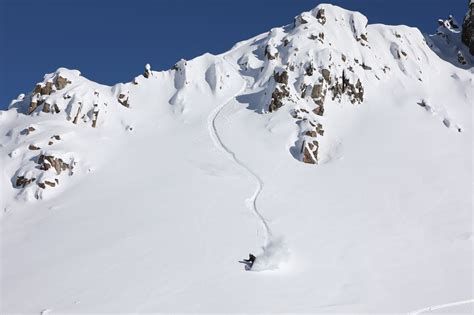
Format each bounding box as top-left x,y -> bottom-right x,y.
239,253 -> 256,270
243,253 -> 256,268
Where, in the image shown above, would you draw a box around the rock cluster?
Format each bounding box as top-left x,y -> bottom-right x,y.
28,74 -> 71,114
268,71 -> 290,112
38,154 -> 72,175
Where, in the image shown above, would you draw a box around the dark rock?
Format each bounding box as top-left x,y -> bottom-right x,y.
265,45 -> 278,60
144,64 -> 152,78
305,63 -> 315,76
44,180 -> 56,187
294,14 -> 308,27
33,84 -> 42,94
38,154 -> 71,175
16,176 -> 35,187
92,108 -> 99,128
312,105 -> 324,116
316,8 -> 326,25
311,84 -> 325,104
28,95 -> 39,114
41,82 -> 54,95
118,94 -> 130,108
302,140 -> 319,164
305,130 -> 317,137
42,103 -> 51,113
462,1 -> 474,55
21,126 -> 36,135
361,63 -> 372,70
316,123 -> 324,136
55,76 -> 70,90
268,85 -> 290,112
321,69 -> 331,83
274,71 -> 289,84
28,144 -> 40,150
72,102 -> 83,124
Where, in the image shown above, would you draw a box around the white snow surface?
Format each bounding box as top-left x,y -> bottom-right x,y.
1,3 -> 473,313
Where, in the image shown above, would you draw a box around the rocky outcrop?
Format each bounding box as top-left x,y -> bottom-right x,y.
118,93 -> 130,107
315,8 -> 326,25
462,0 -> 474,55
144,63 -> 152,78
268,85 -> 290,112
27,73 -> 71,115
267,70 -> 291,112
294,13 -> 309,27
92,105 -> 99,128
16,176 -> 36,187
311,80 -> 327,116
38,154 -> 72,175
21,126 -> 36,135
302,140 -> 319,164
329,71 -> 364,104
265,45 -> 279,60
274,70 -> 289,84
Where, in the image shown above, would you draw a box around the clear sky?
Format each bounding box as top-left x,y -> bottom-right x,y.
0,0 -> 469,109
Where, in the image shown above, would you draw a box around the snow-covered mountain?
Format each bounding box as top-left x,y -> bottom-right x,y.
1,3 -> 472,313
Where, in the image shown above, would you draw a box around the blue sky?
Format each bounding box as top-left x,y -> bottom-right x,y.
0,0 -> 468,109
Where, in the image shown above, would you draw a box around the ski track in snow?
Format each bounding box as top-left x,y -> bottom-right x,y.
207,85 -> 273,252
407,299 -> 474,314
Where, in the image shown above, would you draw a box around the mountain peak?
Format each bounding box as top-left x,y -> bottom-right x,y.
1,3 -> 472,202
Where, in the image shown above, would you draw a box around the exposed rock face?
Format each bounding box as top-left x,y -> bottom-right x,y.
274,70 -> 289,84
92,106 -> 99,128
21,126 -> 36,135
265,45 -> 279,60
294,13 -> 308,27
16,176 -> 36,187
27,72 -> 71,114
118,93 -> 130,107
44,180 -> 56,187
302,140 -> 319,164
329,72 -> 364,104
38,154 -> 72,175
462,0 -> 474,55
311,81 -> 327,116
315,8 -> 326,25
144,63 -> 152,78
55,76 -> 69,90
268,85 -> 290,112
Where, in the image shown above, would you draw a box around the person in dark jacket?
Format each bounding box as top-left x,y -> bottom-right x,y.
243,254 -> 256,267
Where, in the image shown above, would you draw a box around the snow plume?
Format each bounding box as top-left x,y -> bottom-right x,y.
251,237 -> 290,271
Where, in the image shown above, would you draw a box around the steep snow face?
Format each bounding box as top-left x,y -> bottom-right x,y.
1,3 -> 473,314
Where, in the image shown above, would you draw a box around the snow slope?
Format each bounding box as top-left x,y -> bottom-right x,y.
1,3 -> 473,313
